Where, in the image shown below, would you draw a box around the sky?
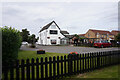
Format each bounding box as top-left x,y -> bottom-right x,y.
1,2 -> 118,37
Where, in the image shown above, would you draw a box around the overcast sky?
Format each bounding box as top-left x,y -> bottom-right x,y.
2,2 -> 118,37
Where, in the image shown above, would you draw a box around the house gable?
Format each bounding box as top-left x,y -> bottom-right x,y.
84,29 -> 96,38
48,22 -> 60,30
39,21 -> 69,37
39,21 -> 61,32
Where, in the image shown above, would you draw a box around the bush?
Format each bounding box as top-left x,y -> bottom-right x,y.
1,26 -> 22,67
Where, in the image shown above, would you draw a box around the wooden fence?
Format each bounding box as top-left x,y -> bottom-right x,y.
2,50 -> 120,80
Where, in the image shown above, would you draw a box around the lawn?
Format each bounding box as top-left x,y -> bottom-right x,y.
18,50 -> 68,60
67,65 -> 119,79
2,50 -> 68,79
3,50 -> 119,79
18,50 -> 119,79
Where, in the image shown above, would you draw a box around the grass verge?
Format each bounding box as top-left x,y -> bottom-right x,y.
18,50 -> 67,60
67,65 -> 119,79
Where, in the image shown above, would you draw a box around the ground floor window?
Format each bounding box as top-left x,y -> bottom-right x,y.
51,39 -> 57,44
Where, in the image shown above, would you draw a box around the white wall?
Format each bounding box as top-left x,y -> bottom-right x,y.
38,22 -> 65,45
39,30 -> 47,45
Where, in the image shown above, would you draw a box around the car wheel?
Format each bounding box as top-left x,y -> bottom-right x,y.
101,45 -> 104,48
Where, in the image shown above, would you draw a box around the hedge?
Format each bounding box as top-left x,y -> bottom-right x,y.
1,26 -> 22,67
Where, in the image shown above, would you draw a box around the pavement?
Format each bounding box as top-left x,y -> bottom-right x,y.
20,45 -> 119,54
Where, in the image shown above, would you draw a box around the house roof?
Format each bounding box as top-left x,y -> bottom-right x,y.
39,21 -> 61,32
78,34 -> 85,37
89,29 -> 112,35
39,21 -> 70,36
60,31 -> 69,34
111,30 -> 120,35
65,35 -> 74,39
111,30 -> 120,33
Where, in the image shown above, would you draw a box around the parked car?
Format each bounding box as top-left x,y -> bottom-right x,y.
94,40 -> 111,48
22,42 -> 28,45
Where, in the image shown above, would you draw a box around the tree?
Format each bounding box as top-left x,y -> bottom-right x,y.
20,29 -> 30,42
1,26 -> 22,68
115,33 -> 120,42
28,34 -> 38,48
73,34 -> 79,46
74,34 -> 79,39
36,37 -> 39,42
28,34 -> 36,44
79,37 -> 85,44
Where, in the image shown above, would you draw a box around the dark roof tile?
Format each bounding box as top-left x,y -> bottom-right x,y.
60,31 -> 69,34
39,21 -> 60,32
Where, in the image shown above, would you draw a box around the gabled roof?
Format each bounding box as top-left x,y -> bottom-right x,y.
111,30 -> 120,35
65,35 -> 74,39
79,34 -> 85,37
39,21 -> 61,32
60,30 -> 69,34
111,30 -> 120,33
89,29 -> 112,35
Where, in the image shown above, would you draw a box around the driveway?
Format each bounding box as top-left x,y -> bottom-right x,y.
20,45 -> 119,54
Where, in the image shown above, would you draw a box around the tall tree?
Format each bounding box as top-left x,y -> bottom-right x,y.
20,29 -> 30,42
73,34 -> 79,46
28,34 -> 38,44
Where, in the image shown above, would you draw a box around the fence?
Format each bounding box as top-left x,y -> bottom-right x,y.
2,50 -> 120,80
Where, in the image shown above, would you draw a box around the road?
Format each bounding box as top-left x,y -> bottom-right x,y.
20,45 -> 119,54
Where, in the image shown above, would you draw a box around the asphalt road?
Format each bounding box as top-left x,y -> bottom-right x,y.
20,45 -> 119,54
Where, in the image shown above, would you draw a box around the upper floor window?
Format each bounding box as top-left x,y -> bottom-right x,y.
50,30 -> 58,34
103,35 -> 106,38
96,33 -> 99,37
88,33 -> 90,38
51,25 -> 56,29
97,32 -> 99,35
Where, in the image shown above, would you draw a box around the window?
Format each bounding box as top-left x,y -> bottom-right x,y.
105,40 -> 108,43
104,35 -> 105,38
47,37 -> 50,39
50,30 -> 58,34
88,34 -> 90,38
94,41 -> 100,43
97,33 -> 99,38
58,37 -> 61,39
51,25 -> 56,29
51,39 -> 56,44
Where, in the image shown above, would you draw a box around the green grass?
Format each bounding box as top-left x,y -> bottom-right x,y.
18,50 -> 68,60
18,50 -> 119,79
68,65 -> 119,79
3,50 -> 119,79
2,50 -> 68,79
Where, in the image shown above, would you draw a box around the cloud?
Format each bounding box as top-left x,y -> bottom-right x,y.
2,2 -> 118,36
1,0 -> 119,2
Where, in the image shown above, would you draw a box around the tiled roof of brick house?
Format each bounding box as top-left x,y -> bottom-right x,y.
89,29 -> 113,35
79,34 -> 85,36
111,30 -> 120,35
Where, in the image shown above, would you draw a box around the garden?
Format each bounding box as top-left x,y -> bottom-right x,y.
1,26 -> 120,80
18,50 -> 119,79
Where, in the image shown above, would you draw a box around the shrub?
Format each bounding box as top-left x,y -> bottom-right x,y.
37,50 -> 45,54
1,26 -> 22,67
69,51 -> 78,55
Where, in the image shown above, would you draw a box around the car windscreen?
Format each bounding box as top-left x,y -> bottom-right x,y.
94,41 -> 100,43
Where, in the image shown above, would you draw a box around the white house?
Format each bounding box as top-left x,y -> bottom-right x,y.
38,21 -> 69,45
